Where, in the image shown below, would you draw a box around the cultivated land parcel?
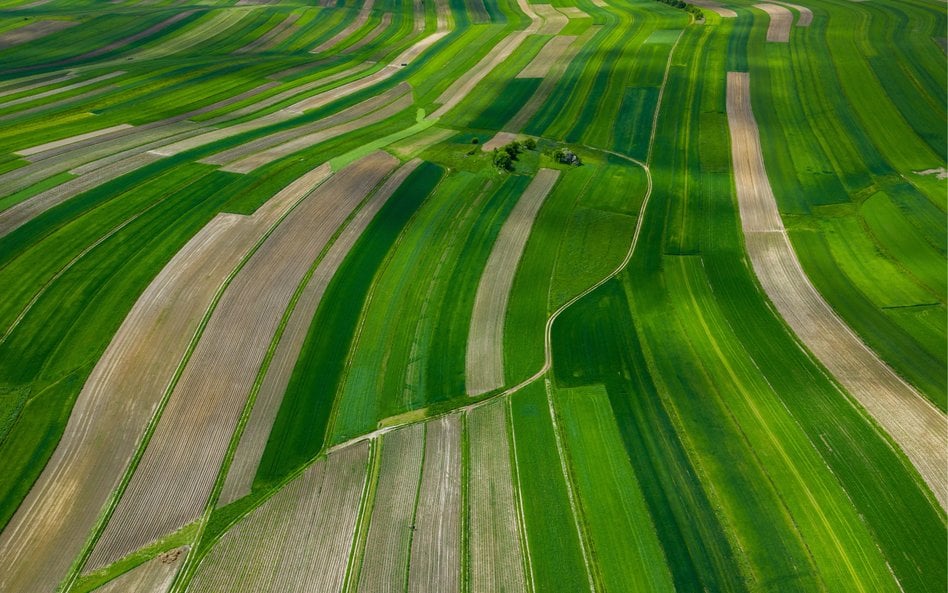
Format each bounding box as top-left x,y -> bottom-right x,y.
0,0 -> 944,591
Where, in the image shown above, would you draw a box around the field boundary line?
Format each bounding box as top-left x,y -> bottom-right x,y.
505,398 -> 536,593
58,165 -> 337,593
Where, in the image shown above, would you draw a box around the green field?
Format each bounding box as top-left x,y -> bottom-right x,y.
0,0 -> 943,591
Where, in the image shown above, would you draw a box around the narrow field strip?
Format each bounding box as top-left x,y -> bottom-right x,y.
466,402 -> 527,592
15,124 -> 134,157
727,71 -> 948,509
91,546 -> 187,593
517,35 -> 575,79
466,169 -> 559,395
755,3 -> 793,42
0,70 -> 124,110
774,0 -> 812,25
130,9 -> 256,62
0,71 -> 75,100
505,26 -> 599,132
186,442 -> 370,593
0,152 -> 163,238
533,4 -> 569,35
0,204 -> 286,593
218,158 -> 422,506
217,84 -> 413,173
236,13 -> 301,54
0,19 -> 76,50
356,425 -> 425,592
84,153 -> 398,570
688,0 -> 737,18
310,0 -> 377,54
201,82 -> 409,166
342,13 -> 393,55
407,415 -> 461,593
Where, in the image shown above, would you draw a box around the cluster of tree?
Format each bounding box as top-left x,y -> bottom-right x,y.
492,138 -> 536,171
552,147 -> 581,166
656,0 -> 704,19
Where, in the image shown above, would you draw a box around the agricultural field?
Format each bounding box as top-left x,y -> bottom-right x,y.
0,0 -> 943,591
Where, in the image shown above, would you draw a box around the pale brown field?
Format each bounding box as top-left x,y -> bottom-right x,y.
755,3 -> 793,41
310,0 -> 377,54
517,35 -> 575,79
689,0 -> 737,18
85,154 -> 396,570
187,442 -> 370,593
466,403 -> 527,592
0,19 -> 76,50
357,425 -> 425,592
93,547 -> 188,593
727,71 -> 948,509
407,415 -> 462,593
218,159 -> 422,506
466,169 -> 559,395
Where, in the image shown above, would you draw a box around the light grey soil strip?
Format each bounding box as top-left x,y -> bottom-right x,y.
774,1 -> 812,25
0,19 -> 76,50
342,13 -> 392,55
727,71 -> 947,509
356,425 -> 425,592
466,169 -> 560,395
186,443 -> 370,593
217,158 -> 422,505
235,13 -> 301,54
84,153 -> 397,570
0,71 -> 75,100
16,124 -> 134,156
310,0 -> 377,54
407,415 -> 461,593
201,82 -> 411,171
755,3 -> 793,42
91,546 -> 188,593
1,11 -> 196,74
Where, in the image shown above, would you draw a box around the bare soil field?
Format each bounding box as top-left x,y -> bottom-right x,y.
357,425 -> 425,592
93,546 -> 188,593
0,208 -> 274,593
467,403 -> 528,592
343,13 -> 392,55
533,4 -> 568,35
517,35 -> 576,79
0,19 -> 76,50
775,1 -> 812,25
0,70 -> 123,110
466,169 -> 559,395
0,152 -> 163,238
727,71 -> 948,509
755,3 -> 793,42
220,86 -> 412,173
202,82 -> 410,166
506,27 -> 598,131
218,159 -> 421,505
16,124 -> 134,157
187,442 -> 370,593
310,0 -> 377,54
481,131 -> 519,151
407,415 -> 462,593
236,13 -> 300,53
85,153 -> 396,569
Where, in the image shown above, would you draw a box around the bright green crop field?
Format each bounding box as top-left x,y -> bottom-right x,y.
0,0 -> 943,591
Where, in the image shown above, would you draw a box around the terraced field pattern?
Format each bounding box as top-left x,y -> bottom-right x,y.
0,0 -> 944,591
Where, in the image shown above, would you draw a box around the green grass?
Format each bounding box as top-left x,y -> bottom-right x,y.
255,162 -> 444,488
555,383 -> 675,593
508,381 -> 591,593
